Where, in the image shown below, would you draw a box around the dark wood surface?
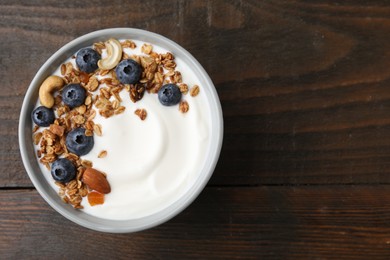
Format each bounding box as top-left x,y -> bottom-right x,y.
2,0 -> 390,259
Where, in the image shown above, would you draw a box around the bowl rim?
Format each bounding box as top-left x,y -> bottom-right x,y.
18,28 -> 223,233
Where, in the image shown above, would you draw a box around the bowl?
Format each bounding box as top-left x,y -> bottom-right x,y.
18,28 -> 223,233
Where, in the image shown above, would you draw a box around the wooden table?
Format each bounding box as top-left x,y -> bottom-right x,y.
2,1 -> 390,259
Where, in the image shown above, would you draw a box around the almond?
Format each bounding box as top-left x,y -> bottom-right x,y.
82,168 -> 111,194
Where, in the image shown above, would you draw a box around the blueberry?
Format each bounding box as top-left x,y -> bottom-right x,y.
158,84 -> 182,106
31,106 -> 55,127
51,158 -> 76,183
66,127 -> 94,156
115,59 -> 142,84
62,84 -> 86,108
76,48 -> 100,73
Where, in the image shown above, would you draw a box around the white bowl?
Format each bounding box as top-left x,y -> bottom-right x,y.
18,28 -> 223,233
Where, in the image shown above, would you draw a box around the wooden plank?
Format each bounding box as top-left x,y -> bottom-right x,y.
5,0 -> 390,187
1,186 -> 390,259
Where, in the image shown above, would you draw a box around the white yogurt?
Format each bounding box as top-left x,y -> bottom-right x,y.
36,40 -> 211,220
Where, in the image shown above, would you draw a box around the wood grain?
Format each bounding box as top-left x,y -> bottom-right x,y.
3,1 -> 390,186
2,1 -> 390,258
1,187 -> 390,259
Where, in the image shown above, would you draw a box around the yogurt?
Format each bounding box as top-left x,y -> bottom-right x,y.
35,40 -> 211,220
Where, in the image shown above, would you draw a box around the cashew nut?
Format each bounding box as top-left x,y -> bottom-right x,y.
39,75 -> 64,108
97,38 -> 123,70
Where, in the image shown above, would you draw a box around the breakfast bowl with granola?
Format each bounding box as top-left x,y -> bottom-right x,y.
19,28 -> 223,233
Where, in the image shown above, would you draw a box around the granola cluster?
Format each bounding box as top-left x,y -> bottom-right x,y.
33,39 -> 200,209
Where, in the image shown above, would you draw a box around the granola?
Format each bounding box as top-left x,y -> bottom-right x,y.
33,38 -> 201,209
190,85 -> 200,97
134,108 -> 147,120
179,101 -> 190,113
